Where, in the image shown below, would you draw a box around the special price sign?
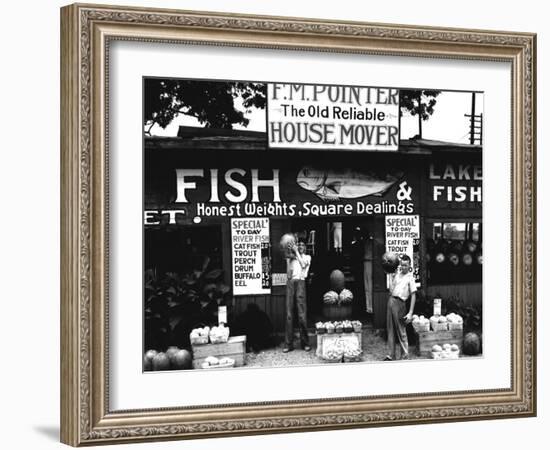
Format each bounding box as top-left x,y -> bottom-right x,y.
268,82 -> 399,150
385,215 -> 420,284
231,218 -> 271,296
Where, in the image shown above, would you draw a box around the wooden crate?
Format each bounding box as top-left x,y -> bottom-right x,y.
415,329 -> 463,357
316,332 -> 362,358
192,335 -> 247,369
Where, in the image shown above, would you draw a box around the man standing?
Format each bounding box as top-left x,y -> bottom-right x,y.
284,239 -> 311,352
384,254 -> 417,361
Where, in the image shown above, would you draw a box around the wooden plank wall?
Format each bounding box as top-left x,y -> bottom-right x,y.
231,287 -> 286,332
426,283 -> 482,307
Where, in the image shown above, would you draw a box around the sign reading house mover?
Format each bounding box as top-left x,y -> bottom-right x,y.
268,83 -> 399,150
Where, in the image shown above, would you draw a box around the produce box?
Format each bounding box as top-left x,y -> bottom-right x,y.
192,335 -> 246,369
414,329 -> 463,357
316,332 -> 362,358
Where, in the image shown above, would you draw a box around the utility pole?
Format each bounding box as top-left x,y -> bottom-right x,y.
469,93 -> 476,144
464,92 -> 483,145
417,90 -> 423,138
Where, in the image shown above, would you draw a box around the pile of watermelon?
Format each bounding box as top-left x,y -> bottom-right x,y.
143,347 -> 193,371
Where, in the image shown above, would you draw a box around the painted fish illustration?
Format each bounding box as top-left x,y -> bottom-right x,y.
296,166 -> 403,201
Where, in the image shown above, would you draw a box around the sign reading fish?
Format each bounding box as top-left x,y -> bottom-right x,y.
268,82 -> 400,151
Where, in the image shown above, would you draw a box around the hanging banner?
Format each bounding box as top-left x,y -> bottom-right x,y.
385,215 -> 421,285
231,218 -> 271,295
268,83 -> 400,150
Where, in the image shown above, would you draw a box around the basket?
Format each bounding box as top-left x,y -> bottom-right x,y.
414,322 -> 430,332
343,326 -> 353,333
190,335 -> 209,345
353,324 -> 362,333
316,328 -> 326,335
335,326 -> 344,334
209,335 -> 229,344
448,322 -> 463,331
431,322 -> 448,332
326,327 -> 335,334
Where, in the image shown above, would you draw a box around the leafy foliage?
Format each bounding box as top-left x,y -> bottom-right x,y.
144,268 -> 230,352
399,90 -> 441,120
144,79 -> 266,133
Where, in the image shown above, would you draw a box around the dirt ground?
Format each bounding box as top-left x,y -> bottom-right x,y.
245,329 -> 424,368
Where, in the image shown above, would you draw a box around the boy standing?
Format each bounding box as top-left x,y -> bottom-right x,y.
284,239 -> 311,352
384,254 -> 416,361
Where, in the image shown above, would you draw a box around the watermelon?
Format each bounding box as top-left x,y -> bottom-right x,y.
143,349 -> 158,371
463,332 -> 482,355
329,269 -> 346,293
279,233 -> 296,258
152,352 -> 171,371
338,288 -> 354,304
381,252 -> 399,273
171,349 -> 193,370
323,290 -> 339,305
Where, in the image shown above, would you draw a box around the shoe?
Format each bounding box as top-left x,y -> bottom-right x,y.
303,345 -> 311,352
383,355 -> 393,361
282,347 -> 293,353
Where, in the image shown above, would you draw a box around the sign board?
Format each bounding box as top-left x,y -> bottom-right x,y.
272,273 -> 288,286
427,159 -> 482,213
218,306 -> 228,325
231,218 -> 271,295
268,83 -> 399,150
385,215 -> 421,285
433,298 -> 442,316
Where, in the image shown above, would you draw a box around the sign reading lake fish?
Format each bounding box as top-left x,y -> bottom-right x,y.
268,83 -> 400,150
231,218 -> 271,296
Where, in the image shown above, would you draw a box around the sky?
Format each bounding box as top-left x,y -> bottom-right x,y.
147,87 -> 483,145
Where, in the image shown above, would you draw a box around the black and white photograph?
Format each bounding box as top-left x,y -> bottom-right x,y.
142,78 -> 483,371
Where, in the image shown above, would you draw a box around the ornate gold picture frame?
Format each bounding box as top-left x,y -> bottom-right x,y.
60,3 -> 536,446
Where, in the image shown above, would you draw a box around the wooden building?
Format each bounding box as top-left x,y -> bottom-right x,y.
144,127 -> 482,331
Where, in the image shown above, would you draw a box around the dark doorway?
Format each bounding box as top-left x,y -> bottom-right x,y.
289,217 -> 375,324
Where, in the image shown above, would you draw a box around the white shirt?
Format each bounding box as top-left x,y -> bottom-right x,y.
389,270 -> 417,301
287,254 -> 311,280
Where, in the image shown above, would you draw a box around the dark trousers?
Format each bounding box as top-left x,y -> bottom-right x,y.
285,279 -> 309,348
386,296 -> 409,359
